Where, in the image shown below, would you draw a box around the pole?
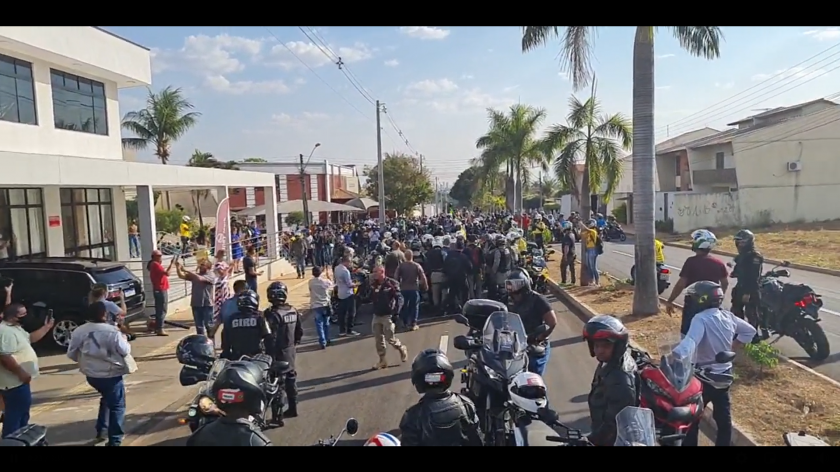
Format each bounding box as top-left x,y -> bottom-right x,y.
434,178 -> 439,215
420,154 -> 425,217
539,171 -> 544,209
299,153 -> 311,229
376,100 -> 385,226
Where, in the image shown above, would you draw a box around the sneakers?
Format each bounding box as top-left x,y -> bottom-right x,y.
411,325 -> 419,331
373,356 -> 388,370
399,345 -> 409,363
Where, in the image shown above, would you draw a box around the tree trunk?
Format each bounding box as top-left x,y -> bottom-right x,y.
514,162 -> 524,214
631,27 -> 660,316
579,167 -> 592,286
505,162 -> 515,212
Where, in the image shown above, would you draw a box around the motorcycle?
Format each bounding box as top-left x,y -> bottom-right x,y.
330,268 -> 370,324
524,253 -> 549,295
745,260 -> 830,361
533,407 -> 591,446
601,224 -> 627,242
632,338 -> 735,446
178,354 -> 291,431
452,312 -> 549,446
630,264 -> 671,295
0,424 -> 48,446
614,406 -> 658,446
313,418 -> 359,446
784,431 -> 830,446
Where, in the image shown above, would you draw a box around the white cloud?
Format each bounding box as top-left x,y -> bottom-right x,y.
751,66 -> 828,82
399,27 -> 451,40
803,28 -> 840,41
503,85 -> 520,92
204,75 -> 290,95
656,85 -> 672,90
263,40 -> 373,70
460,74 -> 474,80
558,71 -> 570,81
151,34 -> 262,75
294,77 -> 307,85
272,112 -> 330,125
715,81 -> 734,89
384,59 -> 399,67
404,78 -> 458,95
656,53 -> 675,60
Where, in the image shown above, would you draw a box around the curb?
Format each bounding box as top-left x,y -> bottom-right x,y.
546,278 -> 760,446
623,230 -> 840,277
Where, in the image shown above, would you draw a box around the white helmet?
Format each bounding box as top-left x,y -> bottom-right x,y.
364,432 -> 401,446
433,237 -> 443,248
421,234 -> 434,243
383,231 -> 392,239
182,215 -> 191,222
390,227 -> 398,234
690,229 -> 718,251
508,372 -> 548,414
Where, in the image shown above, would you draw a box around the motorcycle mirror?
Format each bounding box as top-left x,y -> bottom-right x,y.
178,365 -> 208,386
536,407 -> 559,425
782,260 -> 791,267
453,335 -> 471,351
345,418 -> 359,436
454,314 -> 470,326
714,351 -> 736,364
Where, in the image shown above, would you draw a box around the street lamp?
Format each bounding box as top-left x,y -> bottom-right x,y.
299,142 -> 321,229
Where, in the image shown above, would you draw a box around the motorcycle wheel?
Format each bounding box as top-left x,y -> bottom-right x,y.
795,318 -> 830,361
657,280 -> 667,295
619,233 -> 627,242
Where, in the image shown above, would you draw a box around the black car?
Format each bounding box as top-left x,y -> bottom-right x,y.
0,258 -> 146,348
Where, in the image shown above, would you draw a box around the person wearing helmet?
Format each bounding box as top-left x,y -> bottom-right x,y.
664,229 -> 730,335
220,290 -> 270,361
730,229 -> 764,337
487,235 -> 512,301
179,215 -> 192,256
186,362 -> 272,446
506,268 -> 557,376
399,349 -> 483,446
425,238 -> 447,313
673,281 -> 755,447
263,281 -> 302,422
581,315 -> 637,447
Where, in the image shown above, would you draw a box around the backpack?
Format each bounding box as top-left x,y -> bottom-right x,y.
595,235 -> 604,255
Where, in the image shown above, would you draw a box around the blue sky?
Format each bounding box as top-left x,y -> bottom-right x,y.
106,26 -> 840,183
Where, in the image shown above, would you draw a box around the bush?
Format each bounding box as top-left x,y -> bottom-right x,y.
744,341 -> 780,374
156,209 -> 186,234
285,211 -> 304,226
611,203 -> 627,224
655,218 -> 674,233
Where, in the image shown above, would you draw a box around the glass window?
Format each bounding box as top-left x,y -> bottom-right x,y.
0,210 -> 11,261
8,189 -> 25,206
61,204 -> 75,251
73,203 -> 89,247
60,188 -> 72,204
27,207 -> 44,255
50,69 -> 108,136
25,189 -> 41,205
101,204 -> 114,243
87,204 -> 102,245
59,187 -> 115,261
0,54 -> 37,126
85,188 -> 99,203
100,188 -> 112,203
72,188 -> 85,202
10,209 -> 29,256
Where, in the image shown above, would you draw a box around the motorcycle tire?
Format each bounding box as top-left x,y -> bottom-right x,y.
619,233 -> 627,242
795,318 -> 830,361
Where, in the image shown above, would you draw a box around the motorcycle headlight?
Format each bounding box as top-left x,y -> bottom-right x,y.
187,407 -> 197,417
484,365 -> 501,380
197,395 -> 219,414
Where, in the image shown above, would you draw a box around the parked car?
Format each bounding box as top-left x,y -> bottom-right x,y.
0,258 -> 146,348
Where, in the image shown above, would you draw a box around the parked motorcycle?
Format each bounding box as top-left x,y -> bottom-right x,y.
630,264 -> 671,295
0,424 -> 48,446
314,418 -> 359,446
614,407 -> 658,446
524,253 -> 549,295
601,225 -> 627,242
452,311 -> 549,446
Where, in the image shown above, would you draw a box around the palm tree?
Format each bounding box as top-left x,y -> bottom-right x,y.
121,86 -> 201,164
522,26 -> 722,314
534,176 -> 562,205
543,91 -> 631,285
474,104 -> 548,213
187,150 -> 219,227
242,157 -> 268,163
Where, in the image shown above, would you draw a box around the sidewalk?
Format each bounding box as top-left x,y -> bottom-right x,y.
29,271 -> 314,446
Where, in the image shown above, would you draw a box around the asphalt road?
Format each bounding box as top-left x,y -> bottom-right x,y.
598,238 -> 840,378
140,296 -> 597,446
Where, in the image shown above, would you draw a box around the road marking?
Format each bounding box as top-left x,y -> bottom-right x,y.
611,249 -> 840,317
439,334 -> 449,356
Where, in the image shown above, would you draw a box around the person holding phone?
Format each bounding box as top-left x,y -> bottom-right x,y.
89,285 -> 135,341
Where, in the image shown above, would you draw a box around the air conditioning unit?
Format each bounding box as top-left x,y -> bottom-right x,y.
787,161 -> 802,172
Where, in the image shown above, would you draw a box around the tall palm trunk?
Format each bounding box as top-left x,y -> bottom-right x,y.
579,168 -> 592,286
505,162 -> 515,211
631,27 -> 659,315
515,161 -> 524,214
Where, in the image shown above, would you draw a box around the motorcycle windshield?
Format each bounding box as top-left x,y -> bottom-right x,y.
614,407 -> 657,446
659,336 -> 697,393
532,256 -> 546,268
481,311 -> 527,360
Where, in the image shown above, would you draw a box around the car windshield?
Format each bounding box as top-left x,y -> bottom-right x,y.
92,267 -> 136,285
481,311 -> 527,358
614,407 -> 657,446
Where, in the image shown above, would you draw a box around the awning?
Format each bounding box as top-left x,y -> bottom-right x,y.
233,199 -> 361,217
346,197 -> 379,210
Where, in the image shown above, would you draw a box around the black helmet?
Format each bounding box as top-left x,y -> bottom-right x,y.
582,315 -> 630,359
494,235 -> 506,247
684,281 -> 725,311
176,334 -> 215,366
236,290 -> 260,312
410,349 -> 454,395
463,298 -> 507,328
505,268 -> 532,294
266,281 -> 288,305
410,240 -> 422,251
210,361 -> 266,414
733,229 -> 755,253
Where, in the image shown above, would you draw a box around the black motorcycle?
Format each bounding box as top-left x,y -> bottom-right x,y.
630,264 -> 671,295
0,425 -> 48,446
314,418 -> 359,446
749,261 -> 830,361
601,224 -> 627,242
453,312 -> 548,446
330,268 -> 370,324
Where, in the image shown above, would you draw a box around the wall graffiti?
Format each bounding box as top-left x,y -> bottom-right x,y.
676,199 -> 736,218
671,192 -> 740,233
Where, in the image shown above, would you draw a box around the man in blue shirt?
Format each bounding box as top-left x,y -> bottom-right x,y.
334,255 -> 359,336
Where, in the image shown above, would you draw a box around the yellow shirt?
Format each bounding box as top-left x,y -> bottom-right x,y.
516,239 -> 527,254
180,223 -> 191,238
0,323 -> 39,390
582,228 -> 598,249
655,239 -> 665,264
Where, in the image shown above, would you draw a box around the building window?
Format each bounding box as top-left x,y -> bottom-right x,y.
0,54 -> 37,125
60,188 -> 115,260
715,152 -> 725,169
674,155 -> 681,176
0,188 -> 46,260
50,69 -> 108,135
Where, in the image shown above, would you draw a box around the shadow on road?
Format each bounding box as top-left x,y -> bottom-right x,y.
790,350 -> 840,367
568,393 -> 588,404
298,368 -> 413,402
550,336 -> 583,349
42,411 -> 183,446
299,369 -> 372,389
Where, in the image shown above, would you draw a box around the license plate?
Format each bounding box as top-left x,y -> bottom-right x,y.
658,274 -> 668,281
123,288 -> 136,297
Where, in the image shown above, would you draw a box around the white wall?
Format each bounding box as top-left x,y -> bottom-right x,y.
671,192 -> 741,233
686,143 -> 736,193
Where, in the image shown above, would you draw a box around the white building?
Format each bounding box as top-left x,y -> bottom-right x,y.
0,27 -> 280,300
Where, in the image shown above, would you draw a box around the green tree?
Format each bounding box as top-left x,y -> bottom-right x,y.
242,157 -> 268,163
364,152 -> 433,215
522,26 -> 722,314
285,211 -> 304,226
449,167 -> 481,206
120,86 -> 201,164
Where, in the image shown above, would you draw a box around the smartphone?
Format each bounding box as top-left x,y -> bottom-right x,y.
45,309 -> 53,324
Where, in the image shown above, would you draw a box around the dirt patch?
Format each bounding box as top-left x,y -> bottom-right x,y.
570,282 -> 840,446
670,220 -> 840,270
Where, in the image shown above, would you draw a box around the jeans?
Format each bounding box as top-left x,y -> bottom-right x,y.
87,376 -> 126,446
584,248 -> 600,284
246,277 -> 258,292
527,345 -> 551,377
400,290 -> 421,327
1,383 -> 31,438
294,255 -> 306,276
684,379 -> 732,447
192,306 -> 214,335
153,290 -> 168,328
314,248 -> 324,267
337,296 -> 356,333
312,306 -> 331,347
128,235 -> 140,258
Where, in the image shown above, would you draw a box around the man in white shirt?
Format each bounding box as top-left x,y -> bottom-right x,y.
334,256 -> 359,337
672,281 -> 756,447
309,266 -> 335,349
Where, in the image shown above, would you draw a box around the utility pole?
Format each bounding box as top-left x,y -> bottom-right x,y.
538,171 -> 544,209
420,154 -> 425,217
435,177 -> 439,215
376,100 -> 385,226
298,153 -> 310,229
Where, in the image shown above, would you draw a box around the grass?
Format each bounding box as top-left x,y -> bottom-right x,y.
569,279 -> 840,446
670,220 -> 840,270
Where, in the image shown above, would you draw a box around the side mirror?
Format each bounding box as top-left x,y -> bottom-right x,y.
345,418 -> 359,436
275,361 -> 291,374
179,365 -> 208,386
454,314 -> 470,326
782,260 -> 791,267
453,335 -> 471,351
715,351 -> 736,364
536,407 -> 560,425
777,269 -> 791,278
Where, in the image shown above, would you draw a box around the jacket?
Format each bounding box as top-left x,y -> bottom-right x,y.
264,305 -> 303,369
370,277 -> 404,316
587,349 -> 638,446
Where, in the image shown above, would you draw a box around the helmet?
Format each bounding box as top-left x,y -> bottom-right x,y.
442,236 -> 451,247
210,362 -> 266,415
462,298 -> 508,328
410,348 -> 454,395
690,229 -> 717,251
364,432 -> 401,446
236,290 -> 260,313
176,334 -> 215,366
421,234 -> 433,244
182,215 -> 191,222
410,240 -> 422,251
508,372 -> 548,413
494,235 -> 506,247
505,268 -> 532,294
383,231 -> 392,239
582,315 -> 630,359
684,281 -> 725,311
432,237 -> 442,249
266,281 -> 288,305
733,229 -> 755,253
587,219 -> 597,227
